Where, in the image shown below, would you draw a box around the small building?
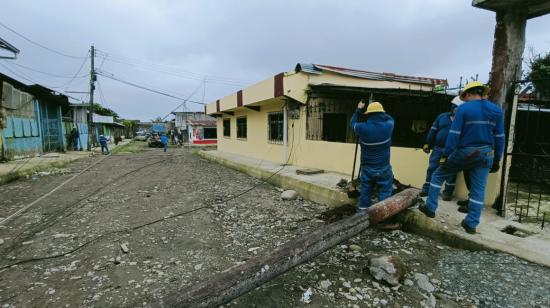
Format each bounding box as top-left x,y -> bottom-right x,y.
1,73 -> 67,160
92,113 -> 125,145
173,111 -> 217,144
205,63 -> 503,203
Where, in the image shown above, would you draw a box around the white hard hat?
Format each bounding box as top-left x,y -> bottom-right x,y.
451,96 -> 463,107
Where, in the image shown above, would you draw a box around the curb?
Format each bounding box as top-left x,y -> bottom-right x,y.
197,151 -> 350,207
0,159 -> 77,186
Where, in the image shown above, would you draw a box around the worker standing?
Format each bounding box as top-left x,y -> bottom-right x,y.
419,82 -> 504,234
420,96 -> 463,199
350,101 -> 395,211
99,134 -> 110,155
161,133 -> 168,153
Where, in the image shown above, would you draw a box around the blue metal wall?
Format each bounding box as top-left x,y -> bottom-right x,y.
1,105 -> 42,159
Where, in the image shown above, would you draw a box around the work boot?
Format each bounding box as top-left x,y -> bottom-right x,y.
419,191 -> 428,197
442,194 -> 453,201
461,219 -> 476,234
458,205 -> 468,213
418,204 -> 435,218
457,199 -> 469,206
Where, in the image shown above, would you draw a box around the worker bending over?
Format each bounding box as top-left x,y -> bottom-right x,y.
419,82 -> 504,234
99,134 -> 110,155
350,101 -> 395,211
420,96 -> 463,199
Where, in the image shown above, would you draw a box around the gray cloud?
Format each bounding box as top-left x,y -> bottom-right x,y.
1,0 -> 549,121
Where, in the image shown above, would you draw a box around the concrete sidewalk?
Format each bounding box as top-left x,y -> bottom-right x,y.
0,140 -> 130,185
198,150 -> 550,267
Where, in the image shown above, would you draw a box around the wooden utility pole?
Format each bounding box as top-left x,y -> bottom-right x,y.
148,188 -> 419,308
88,45 -> 96,151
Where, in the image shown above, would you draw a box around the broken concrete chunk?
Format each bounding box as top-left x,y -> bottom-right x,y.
414,273 -> 435,293
120,243 -> 129,254
349,244 -> 362,252
114,256 -> 122,264
369,255 -> 405,286
281,190 -> 299,200
319,280 -> 332,290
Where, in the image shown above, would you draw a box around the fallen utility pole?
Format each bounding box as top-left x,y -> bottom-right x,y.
149,188 -> 419,308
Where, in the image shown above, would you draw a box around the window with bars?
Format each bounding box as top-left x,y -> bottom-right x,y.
237,116 -> 247,139
223,118 -> 231,137
268,112 -> 284,143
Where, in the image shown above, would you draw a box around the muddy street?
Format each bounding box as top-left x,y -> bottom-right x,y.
0,145 -> 549,308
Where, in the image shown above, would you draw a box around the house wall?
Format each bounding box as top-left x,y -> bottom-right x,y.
215,100 -> 501,204
1,100 -> 42,159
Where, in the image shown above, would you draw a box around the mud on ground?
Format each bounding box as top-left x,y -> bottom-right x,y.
0,143 -> 548,308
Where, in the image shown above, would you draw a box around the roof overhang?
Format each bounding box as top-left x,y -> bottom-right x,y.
0,37 -> 20,59
472,0 -> 550,19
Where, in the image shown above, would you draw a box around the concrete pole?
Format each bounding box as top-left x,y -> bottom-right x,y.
487,8 -> 527,213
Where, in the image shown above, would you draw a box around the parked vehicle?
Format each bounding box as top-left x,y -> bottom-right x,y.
148,133 -> 164,148
134,131 -> 148,141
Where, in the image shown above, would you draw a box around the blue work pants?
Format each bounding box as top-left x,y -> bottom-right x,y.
100,143 -> 109,155
426,146 -> 493,228
359,165 -> 393,210
163,143 -> 168,152
421,147 -> 456,197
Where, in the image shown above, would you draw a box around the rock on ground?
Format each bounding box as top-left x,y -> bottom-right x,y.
369,255 -> 405,286
281,190 -> 299,200
414,273 -> 435,293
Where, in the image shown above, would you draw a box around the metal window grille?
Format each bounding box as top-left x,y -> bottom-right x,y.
268,112 -> 283,144
237,116 -> 247,139
223,118 -> 231,137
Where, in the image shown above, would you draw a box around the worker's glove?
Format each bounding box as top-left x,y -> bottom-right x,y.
422,144 -> 430,154
439,156 -> 448,166
490,161 -> 500,173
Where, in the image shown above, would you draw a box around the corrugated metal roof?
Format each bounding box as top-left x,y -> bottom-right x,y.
295,63 -> 447,86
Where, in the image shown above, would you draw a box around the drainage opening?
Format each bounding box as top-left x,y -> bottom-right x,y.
501,225 -> 534,238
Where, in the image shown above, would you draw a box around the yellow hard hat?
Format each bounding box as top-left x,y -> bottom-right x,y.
460,81 -> 489,100
364,102 -> 385,114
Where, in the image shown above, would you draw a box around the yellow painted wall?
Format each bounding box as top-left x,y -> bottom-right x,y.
217,102 -> 500,205
217,99 -> 286,164
243,76 -> 275,105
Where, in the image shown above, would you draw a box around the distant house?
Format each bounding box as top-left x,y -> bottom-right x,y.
205,63 -> 504,204
0,73 -> 68,160
92,113 -> 125,145
173,111 -> 217,144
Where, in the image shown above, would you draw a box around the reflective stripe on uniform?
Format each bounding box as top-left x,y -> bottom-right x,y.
430,183 -> 441,189
469,198 -> 484,205
449,130 -> 461,135
430,126 -> 437,130
465,120 -> 496,126
360,137 -> 391,146
495,133 -> 505,137
446,182 -> 456,186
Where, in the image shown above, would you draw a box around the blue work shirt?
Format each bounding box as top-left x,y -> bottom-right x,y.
99,135 -> 108,145
350,109 -> 394,168
426,112 -> 452,148
160,135 -> 168,145
444,99 -> 505,162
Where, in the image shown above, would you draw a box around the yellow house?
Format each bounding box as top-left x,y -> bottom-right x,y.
205,63 -> 502,204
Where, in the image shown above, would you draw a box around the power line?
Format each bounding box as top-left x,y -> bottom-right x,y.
0,21 -> 86,60
7,61 -> 89,79
94,48 -> 250,86
0,62 -> 37,84
96,71 -> 205,106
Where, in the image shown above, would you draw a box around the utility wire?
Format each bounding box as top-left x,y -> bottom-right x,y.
0,21 -> 86,59
96,71 -> 205,105
6,62 -> 89,79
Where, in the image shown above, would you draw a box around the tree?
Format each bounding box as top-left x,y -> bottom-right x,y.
93,103 -> 119,118
527,52 -> 550,99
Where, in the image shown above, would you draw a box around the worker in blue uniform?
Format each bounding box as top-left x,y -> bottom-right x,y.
350,101 -> 395,211
420,96 -> 464,199
99,134 -> 110,155
161,133 -> 168,152
419,81 -> 505,234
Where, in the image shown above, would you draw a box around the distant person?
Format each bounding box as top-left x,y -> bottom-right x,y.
99,134 -> 110,155
161,133 -> 168,152
350,100 -> 395,211
420,96 -> 463,199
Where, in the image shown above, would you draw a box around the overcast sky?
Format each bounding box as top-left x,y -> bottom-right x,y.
1,0 -> 549,121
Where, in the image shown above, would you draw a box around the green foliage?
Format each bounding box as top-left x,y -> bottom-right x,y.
122,119 -> 137,130
93,103 -> 119,118
527,52 -> 550,98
